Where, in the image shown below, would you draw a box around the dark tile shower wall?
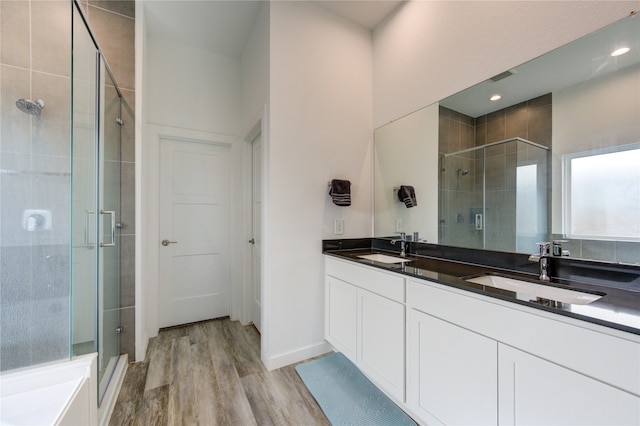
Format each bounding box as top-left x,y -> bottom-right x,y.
475,94 -> 552,148
438,107 -> 481,248
80,0 -> 136,360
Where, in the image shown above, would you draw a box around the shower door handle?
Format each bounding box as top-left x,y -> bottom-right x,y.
99,210 -> 116,247
475,213 -> 483,230
84,210 -> 95,248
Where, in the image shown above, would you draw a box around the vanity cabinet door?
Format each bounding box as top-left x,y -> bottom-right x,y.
357,288 -> 405,402
498,344 -> 640,425
407,308 -> 498,425
325,276 -> 357,362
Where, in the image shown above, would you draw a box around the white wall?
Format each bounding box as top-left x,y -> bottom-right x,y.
241,2 -> 270,134
265,1 -> 373,368
373,1 -> 638,128
374,103 -> 439,242
146,37 -> 240,134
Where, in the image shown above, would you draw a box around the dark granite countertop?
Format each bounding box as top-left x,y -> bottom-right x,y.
323,238 -> 640,336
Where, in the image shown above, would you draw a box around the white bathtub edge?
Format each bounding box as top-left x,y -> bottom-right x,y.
0,353 -> 98,426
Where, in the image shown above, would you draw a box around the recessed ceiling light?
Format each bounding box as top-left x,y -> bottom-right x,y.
490,94 -> 502,101
611,47 -> 630,57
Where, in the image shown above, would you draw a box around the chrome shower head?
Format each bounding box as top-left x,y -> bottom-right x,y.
16,98 -> 45,116
457,168 -> 469,176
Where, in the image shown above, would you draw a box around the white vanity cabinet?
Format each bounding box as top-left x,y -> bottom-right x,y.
325,257 -> 406,402
498,344 -> 640,425
325,255 -> 640,425
407,308 -> 497,425
357,286 -> 405,402
325,275 -> 357,361
408,278 -> 640,426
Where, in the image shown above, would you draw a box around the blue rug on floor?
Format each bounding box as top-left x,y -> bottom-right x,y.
295,352 -> 416,426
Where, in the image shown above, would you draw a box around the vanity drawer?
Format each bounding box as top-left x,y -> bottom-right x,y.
325,257 -> 405,302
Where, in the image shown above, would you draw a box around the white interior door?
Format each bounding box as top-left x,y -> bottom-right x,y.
251,135 -> 263,331
159,138 -> 231,328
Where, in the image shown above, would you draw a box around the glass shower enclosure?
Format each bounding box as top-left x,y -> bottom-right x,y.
71,2 -> 123,404
0,0 -> 124,408
439,137 -> 549,253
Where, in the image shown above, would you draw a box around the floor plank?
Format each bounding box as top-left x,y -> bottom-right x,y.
190,341 -> 218,425
168,336 -> 198,425
136,384 -> 170,425
110,318 -> 328,425
108,361 -> 148,426
206,324 -> 258,426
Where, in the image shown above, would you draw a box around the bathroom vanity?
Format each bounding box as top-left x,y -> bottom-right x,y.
323,239 -> 640,425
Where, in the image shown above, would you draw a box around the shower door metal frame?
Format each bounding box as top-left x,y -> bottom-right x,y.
71,0 -> 122,406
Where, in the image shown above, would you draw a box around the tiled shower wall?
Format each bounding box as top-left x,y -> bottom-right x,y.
438,94 -> 552,252
79,0 -> 136,360
438,107 -> 481,248
0,0 -> 136,371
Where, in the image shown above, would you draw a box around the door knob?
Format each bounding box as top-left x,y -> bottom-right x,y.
249,238 -> 255,244
162,239 -> 178,246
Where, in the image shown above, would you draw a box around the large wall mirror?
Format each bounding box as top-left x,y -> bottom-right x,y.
374,13 -> 639,264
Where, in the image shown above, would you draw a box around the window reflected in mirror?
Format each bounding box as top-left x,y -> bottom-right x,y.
563,143 -> 640,241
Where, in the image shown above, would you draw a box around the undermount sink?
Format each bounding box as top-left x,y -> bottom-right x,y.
358,253 -> 412,264
464,274 -> 603,305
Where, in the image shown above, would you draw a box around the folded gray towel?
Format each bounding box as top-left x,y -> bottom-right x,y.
329,179 -> 351,206
398,185 -> 417,208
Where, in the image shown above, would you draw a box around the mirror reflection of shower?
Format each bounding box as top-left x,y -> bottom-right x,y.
440,137 -> 549,252
15,98 -> 45,116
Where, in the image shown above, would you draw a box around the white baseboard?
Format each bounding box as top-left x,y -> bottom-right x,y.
262,340 -> 333,371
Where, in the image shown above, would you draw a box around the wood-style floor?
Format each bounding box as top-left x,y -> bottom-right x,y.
109,318 -> 330,426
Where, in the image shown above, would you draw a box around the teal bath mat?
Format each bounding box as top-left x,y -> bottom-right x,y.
295,352 -> 416,425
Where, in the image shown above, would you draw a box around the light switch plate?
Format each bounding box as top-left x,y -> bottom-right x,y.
395,218 -> 403,232
334,219 -> 344,235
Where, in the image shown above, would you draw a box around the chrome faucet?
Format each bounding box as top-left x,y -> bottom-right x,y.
552,240 -> 571,257
391,232 -> 407,257
528,242 -> 551,282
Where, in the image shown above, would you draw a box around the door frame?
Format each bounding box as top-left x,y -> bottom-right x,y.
241,108 -> 270,362
142,123 -> 241,346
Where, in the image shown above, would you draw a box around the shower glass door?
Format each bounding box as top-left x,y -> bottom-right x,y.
71,3 -> 98,359
98,62 -> 122,402
71,2 -> 121,405
439,149 -> 482,249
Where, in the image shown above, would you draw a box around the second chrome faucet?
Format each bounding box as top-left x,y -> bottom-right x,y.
529,242 -> 551,281
391,232 -> 407,257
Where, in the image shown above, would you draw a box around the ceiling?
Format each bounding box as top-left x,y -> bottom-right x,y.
143,0 -> 403,59
312,0 -> 403,30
